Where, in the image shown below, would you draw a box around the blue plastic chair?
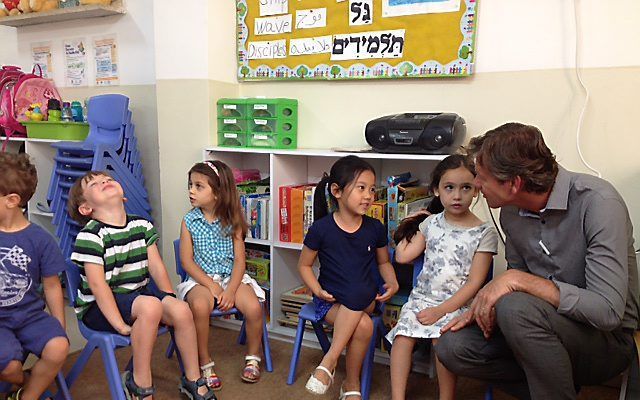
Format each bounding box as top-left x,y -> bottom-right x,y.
286,301 -> 386,400
166,239 -> 273,373
62,261 -> 173,400
0,356 -> 72,400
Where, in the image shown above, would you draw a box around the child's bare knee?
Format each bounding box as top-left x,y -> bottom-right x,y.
190,296 -> 212,317
136,296 -> 163,320
42,337 -> 69,365
244,301 -> 263,322
355,314 -> 373,339
171,301 -> 195,325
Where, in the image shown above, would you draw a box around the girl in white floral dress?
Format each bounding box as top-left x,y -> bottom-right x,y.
387,155 -> 498,400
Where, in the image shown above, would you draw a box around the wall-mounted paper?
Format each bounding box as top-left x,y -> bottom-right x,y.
259,0 -> 288,16
31,42 -> 53,79
330,29 -> 405,61
248,39 -> 287,59
94,35 -> 119,86
349,0 -> 373,26
382,0 -> 460,17
63,38 -> 87,87
255,14 -> 292,35
289,36 -> 332,56
295,8 -> 326,29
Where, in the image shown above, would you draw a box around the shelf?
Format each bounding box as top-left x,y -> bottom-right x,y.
274,241 -> 303,250
1,136 -> 81,143
0,1 -> 125,27
205,146 -> 448,161
245,237 -> 271,246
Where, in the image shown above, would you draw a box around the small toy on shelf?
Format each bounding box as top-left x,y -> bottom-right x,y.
2,0 -> 20,15
30,0 -> 60,12
25,103 -> 44,121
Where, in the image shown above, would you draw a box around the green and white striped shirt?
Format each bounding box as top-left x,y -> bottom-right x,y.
70,215 -> 158,318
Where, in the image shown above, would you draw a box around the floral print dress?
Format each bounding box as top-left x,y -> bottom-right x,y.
386,213 -> 497,342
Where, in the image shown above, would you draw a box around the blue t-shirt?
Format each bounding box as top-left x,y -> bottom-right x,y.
0,224 -> 66,319
304,214 -> 388,311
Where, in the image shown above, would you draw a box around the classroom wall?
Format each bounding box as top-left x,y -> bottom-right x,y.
156,0 -> 640,273
1,0 -> 163,236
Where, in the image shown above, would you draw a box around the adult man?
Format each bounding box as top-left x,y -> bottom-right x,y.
436,122 -> 638,399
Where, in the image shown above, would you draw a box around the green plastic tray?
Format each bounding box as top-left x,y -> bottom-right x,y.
22,121 -> 89,140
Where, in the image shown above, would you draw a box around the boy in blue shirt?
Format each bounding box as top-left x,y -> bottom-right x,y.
0,153 -> 69,400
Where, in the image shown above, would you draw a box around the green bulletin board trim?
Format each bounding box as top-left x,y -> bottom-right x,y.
236,0 -> 478,81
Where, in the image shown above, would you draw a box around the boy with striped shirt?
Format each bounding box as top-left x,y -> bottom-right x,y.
68,171 -> 215,400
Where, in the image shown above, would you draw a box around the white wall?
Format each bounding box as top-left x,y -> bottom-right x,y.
4,0 -> 156,86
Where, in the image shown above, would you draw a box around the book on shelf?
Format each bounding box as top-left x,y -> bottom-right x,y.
279,183 -> 316,243
281,284 -> 313,303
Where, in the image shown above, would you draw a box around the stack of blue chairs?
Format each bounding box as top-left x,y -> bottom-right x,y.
47,94 -> 152,260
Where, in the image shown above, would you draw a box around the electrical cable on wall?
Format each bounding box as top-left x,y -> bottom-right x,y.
573,0 -> 601,178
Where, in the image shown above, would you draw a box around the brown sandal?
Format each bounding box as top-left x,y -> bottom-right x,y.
241,355 -> 261,383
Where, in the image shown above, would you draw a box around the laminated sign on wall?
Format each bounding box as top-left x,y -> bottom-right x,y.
236,0 -> 478,80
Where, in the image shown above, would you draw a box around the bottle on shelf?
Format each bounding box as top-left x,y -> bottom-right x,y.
82,99 -> 89,123
71,101 -> 84,122
47,99 -> 61,122
61,102 -> 73,122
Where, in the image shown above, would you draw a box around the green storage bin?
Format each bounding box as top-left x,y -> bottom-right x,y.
217,118 -> 249,133
217,98 -> 250,118
249,98 -> 298,119
22,121 -> 89,140
250,118 -> 297,135
248,132 -> 297,149
217,131 -> 247,147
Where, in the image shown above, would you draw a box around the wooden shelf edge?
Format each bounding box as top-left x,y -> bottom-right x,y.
0,2 -> 125,27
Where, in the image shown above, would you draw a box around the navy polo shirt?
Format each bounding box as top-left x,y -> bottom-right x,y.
304,214 -> 388,311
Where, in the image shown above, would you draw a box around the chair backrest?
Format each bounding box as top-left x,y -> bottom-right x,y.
85,94 -> 129,147
64,260 -> 80,307
173,239 -> 188,282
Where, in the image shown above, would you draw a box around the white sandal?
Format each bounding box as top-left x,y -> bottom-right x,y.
339,386 -> 362,400
305,365 -> 335,395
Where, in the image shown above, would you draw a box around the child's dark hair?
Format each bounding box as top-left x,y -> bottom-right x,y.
67,171 -> 113,225
313,155 -> 376,221
188,160 -> 248,238
393,154 -> 475,245
0,153 -> 38,208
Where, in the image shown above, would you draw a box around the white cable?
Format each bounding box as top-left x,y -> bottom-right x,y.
573,0 -> 601,178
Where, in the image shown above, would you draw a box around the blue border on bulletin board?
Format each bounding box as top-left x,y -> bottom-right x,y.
236,0 -> 478,81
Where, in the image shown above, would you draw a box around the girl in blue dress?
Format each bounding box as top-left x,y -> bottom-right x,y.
299,155 -> 399,400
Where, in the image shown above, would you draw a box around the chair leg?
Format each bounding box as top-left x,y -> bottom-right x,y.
51,371 -> 72,400
238,320 -> 247,345
360,319 -> 382,400
312,322 -> 331,354
165,338 -> 175,359
287,317 -> 308,385
261,312 -> 273,372
64,339 -> 100,389
485,384 -> 494,400
97,339 -> 127,400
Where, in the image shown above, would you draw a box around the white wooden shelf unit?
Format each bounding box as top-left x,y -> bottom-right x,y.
204,146 -> 446,357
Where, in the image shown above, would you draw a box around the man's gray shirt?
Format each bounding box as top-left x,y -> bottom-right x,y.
500,166 -> 639,331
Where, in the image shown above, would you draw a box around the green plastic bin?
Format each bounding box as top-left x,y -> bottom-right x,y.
22,121 -> 89,140
217,131 -> 247,147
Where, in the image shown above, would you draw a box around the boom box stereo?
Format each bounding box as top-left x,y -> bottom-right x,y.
365,113 -> 465,154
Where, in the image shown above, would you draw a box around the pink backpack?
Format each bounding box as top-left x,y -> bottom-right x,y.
0,65 -> 61,146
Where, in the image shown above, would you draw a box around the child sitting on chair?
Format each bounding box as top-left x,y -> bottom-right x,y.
0,153 -> 69,400
177,161 -> 266,389
68,171 -> 215,400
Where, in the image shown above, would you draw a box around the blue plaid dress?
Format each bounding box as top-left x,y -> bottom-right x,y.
184,208 -> 234,277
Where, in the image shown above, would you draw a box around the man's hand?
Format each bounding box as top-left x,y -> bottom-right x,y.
416,306 -> 445,326
471,269 -> 521,338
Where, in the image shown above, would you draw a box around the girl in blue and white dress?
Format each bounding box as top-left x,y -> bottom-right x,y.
387,155 -> 498,400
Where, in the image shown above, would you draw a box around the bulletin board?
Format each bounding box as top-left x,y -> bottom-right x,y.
236,0 -> 478,81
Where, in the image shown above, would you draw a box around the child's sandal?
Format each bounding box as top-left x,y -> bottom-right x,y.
178,375 -> 217,400
122,371 -> 155,400
240,355 -> 261,383
6,388 -> 22,400
200,360 -> 222,391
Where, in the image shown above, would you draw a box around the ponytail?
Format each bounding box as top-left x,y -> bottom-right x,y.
313,173 -> 332,221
